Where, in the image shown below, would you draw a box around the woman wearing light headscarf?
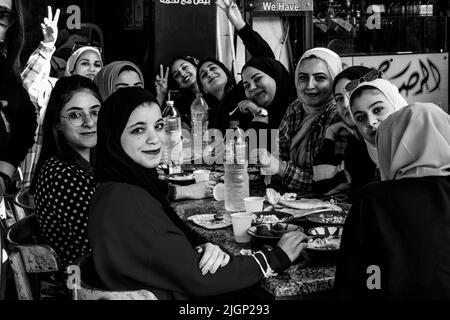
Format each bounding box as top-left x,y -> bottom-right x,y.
20,6 -> 103,188
348,77 -> 408,167
335,102 -> 450,299
259,48 -> 344,193
94,61 -> 145,101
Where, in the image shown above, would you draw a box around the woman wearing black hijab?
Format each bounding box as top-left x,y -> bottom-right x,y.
88,87 -> 307,300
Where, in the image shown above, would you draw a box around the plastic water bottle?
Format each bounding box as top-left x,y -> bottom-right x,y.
224,126 -> 249,212
162,100 -> 182,173
190,93 -> 209,162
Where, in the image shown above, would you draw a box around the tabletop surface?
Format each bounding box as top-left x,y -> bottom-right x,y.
170,177 -> 346,298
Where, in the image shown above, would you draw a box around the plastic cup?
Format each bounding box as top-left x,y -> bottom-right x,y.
243,197 -> 264,213
230,212 -> 253,243
193,170 -> 210,182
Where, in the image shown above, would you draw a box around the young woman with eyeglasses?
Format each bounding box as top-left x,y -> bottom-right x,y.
20,6 -> 103,187
0,0 -> 37,195
31,75 -> 101,268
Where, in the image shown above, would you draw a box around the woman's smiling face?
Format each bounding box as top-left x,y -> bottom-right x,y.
296,57 -> 333,108
333,78 -> 355,127
120,102 -> 165,169
171,59 -> 197,89
351,88 -> 396,144
73,50 -> 103,80
242,66 -> 276,108
198,62 -> 228,95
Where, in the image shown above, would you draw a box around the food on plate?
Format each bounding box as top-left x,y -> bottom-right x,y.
252,214 -> 280,224
187,214 -> 231,230
266,188 -> 282,205
279,198 -> 341,211
316,213 -> 346,224
307,236 -> 341,250
255,223 -> 288,237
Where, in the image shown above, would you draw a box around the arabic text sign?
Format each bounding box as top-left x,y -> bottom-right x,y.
353,53 -> 448,112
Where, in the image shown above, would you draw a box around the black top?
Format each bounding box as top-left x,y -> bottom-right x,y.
335,176 -> 450,299
0,55 -> 37,169
312,135 -> 377,198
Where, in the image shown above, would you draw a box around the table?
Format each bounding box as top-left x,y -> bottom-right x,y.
171,180 -> 343,300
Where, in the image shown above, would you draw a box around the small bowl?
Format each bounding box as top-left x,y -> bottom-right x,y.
248,223 -> 303,247
306,226 -> 343,255
166,173 -> 196,185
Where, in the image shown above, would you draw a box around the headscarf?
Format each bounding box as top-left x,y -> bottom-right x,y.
377,102 -> 450,181
294,47 -> 342,89
94,61 -> 145,101
350,78 -> 408,166
95,87 -> 196,243
241,57 -> 296,128
65,46 -> 102,76
290,48 -> 342,165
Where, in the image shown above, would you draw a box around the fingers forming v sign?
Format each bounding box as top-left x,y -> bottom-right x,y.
155,64 -> 169,95
41,6 -> 60,45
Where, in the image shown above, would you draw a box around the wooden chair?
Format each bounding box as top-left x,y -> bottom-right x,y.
6,213 -> 60,300
72,253 -> 157,300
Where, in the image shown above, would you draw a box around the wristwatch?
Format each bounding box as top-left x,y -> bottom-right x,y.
255,108 -> 268,117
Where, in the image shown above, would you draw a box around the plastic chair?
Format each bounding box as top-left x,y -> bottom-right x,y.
72,253 -> 157,300
6,214 -> 60,300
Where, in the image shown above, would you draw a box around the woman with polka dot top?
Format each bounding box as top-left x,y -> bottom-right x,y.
31,75 -> 101,268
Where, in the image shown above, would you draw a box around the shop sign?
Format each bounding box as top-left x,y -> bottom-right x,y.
351,53 -> 449,112
247,0 -> 313,14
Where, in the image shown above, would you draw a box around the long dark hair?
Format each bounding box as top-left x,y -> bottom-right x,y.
196,58 -> 236,98
31,75 -> 102,193
1,0 -> 25,78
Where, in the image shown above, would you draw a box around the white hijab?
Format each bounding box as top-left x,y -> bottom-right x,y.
377,102 -> 450,181
349,78 -> 408,166
65,46 -> 103,76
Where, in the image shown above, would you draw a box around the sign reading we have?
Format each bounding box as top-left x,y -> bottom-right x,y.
248,0 -> 313,13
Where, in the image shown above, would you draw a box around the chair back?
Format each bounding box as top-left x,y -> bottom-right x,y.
73,253 -> 157,300
7,213 -> 59,273
12,188 -> 35,221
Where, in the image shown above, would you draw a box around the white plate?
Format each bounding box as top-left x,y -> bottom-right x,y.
187,214 -> 232,230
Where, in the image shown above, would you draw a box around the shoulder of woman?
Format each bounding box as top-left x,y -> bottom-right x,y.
95,182 -> 163,209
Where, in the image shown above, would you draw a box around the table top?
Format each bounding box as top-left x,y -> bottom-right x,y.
171,190 -> 341,299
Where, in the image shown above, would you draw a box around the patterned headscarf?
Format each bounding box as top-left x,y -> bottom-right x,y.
94,61 -> 144,100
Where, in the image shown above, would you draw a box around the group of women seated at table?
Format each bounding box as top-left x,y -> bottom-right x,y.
4,0 -> 449,300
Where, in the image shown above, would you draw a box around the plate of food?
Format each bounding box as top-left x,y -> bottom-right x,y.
187,214 -> 232,230
251,211 -> 293,225
248,223 -> 303,246
166,173 -> 196,185
306,226 -> 343,253
306,211 -> 348,225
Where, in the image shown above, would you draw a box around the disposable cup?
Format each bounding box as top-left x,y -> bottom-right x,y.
243,197 -> 264,213
230,212 -> 253,243
193,170 -> 210,182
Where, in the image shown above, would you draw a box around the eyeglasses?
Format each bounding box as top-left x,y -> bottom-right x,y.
60,109 -> 100,127
71,42 -> 103,56
344,69 -> 383,96
0,6 -> 16,28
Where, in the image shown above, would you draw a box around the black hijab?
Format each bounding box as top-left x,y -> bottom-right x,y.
242,57 -> 296,128
95,87 -> 196,243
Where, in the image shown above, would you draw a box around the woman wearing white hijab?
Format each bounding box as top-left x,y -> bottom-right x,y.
348,77 -> 408,167
260,47 -> 344,193
335,102 -> 450,299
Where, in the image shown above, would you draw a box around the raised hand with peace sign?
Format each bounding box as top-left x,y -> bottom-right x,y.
41,6 -> 60,47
